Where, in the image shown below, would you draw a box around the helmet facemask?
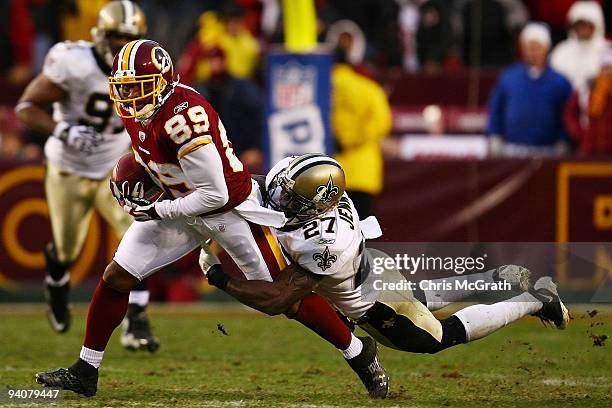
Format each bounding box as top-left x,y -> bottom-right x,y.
109,72 -> 168,120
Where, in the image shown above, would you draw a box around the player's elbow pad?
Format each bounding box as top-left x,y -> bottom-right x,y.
196,187 -> 228,213
212,187 -> 229,207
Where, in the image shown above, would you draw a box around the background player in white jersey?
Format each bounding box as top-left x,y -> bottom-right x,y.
15,1 -> 160,351
201,153 -> 570,395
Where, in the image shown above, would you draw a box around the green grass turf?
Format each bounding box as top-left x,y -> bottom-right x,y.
0,304 -> 610,407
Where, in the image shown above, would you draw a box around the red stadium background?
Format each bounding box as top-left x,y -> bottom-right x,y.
1,158 -> 611,298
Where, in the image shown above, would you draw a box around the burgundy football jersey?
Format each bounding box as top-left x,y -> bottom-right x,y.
121,83 -> 252,215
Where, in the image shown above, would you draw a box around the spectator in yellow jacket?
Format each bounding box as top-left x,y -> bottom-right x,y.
62,0 -> 109,42
332,51 -> 392,218
178,3 -> 260,85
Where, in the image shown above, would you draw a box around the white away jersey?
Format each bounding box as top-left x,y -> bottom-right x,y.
43,41 -> 130,179
273,194 -> 375,319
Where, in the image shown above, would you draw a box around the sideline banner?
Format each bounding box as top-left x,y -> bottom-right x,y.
264,52 -> 333,170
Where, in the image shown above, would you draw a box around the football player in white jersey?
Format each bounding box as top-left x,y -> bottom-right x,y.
15,1 -> 159,351
202,153 -> 570,395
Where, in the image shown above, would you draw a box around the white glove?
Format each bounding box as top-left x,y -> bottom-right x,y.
110,180 -> 161,221
199,241 -> 220,276
53,121 -> 104,154
123,201 -> 160,222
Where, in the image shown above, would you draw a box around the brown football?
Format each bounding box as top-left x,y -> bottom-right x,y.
111,152 -> 163,203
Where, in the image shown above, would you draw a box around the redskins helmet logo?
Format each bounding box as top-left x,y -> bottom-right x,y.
151,47 -> 172,74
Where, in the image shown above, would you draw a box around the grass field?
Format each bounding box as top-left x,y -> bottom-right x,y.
0,304 -> 610,408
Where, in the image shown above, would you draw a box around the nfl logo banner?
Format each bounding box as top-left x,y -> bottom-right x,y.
264,52 -> 333,170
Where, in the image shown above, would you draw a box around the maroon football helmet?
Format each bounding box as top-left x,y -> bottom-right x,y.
108,39 -> 176,120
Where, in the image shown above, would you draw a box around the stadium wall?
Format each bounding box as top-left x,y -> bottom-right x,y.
1,159 -> 610,299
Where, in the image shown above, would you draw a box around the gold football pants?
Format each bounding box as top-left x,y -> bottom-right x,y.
45,161 -> 132,264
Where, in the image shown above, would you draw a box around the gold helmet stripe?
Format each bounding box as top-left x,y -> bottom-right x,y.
128,39 -> 145,70
287,154 -> 341,180
119,40 -> 137,70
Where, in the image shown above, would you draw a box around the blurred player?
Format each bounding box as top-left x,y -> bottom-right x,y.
15,1 -> 160,351
34,40 -> 369,397
200,153 -> 570,393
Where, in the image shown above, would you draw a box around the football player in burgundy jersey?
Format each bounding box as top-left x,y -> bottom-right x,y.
35,40 -> 371,397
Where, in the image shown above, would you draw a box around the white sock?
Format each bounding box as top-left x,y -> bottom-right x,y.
128,290 -> 149,307
341,333 -> 363,359
80,346 -> 104,369
453,292 -> 542,341
424,269 -> 497,311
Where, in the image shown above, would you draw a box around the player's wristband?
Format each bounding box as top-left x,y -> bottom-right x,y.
207,264 -> 230,291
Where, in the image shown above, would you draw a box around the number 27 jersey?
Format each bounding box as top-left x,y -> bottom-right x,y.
273,194 -> 375,319
123,83 -> 252,215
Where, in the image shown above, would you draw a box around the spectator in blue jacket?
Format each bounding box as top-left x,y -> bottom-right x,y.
487,22 -> 573,156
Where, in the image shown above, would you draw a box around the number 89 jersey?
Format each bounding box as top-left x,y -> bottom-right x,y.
43,41 -> 130,179
123,83 -> 252,214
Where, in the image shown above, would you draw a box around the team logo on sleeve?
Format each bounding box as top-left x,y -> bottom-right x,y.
314,175 -> 339,203
313,246 -> 337,271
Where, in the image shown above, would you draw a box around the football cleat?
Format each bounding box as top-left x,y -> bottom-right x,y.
345,336 -> 389,398
529,276 -> 569,329
120,312 -> 160,352
493,265 -> 531,292
44,276 -> 71,333
35,360 -> 98,397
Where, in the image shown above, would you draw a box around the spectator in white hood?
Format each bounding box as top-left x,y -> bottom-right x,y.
550,1 -> 610,99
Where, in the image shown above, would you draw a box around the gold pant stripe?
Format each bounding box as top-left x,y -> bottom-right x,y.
262,226 -> 287,270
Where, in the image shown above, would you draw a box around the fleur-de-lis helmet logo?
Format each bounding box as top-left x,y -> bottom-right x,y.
315,175 -> 339,203
312,246 -> 337,271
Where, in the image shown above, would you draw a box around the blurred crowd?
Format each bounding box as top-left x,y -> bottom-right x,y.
3,0 -> 612,162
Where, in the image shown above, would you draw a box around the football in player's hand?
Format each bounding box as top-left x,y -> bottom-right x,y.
110,152 -> 163,205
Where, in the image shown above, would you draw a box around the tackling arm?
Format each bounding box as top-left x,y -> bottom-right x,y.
15,74 -> 66,135
207,263 -> 321,316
